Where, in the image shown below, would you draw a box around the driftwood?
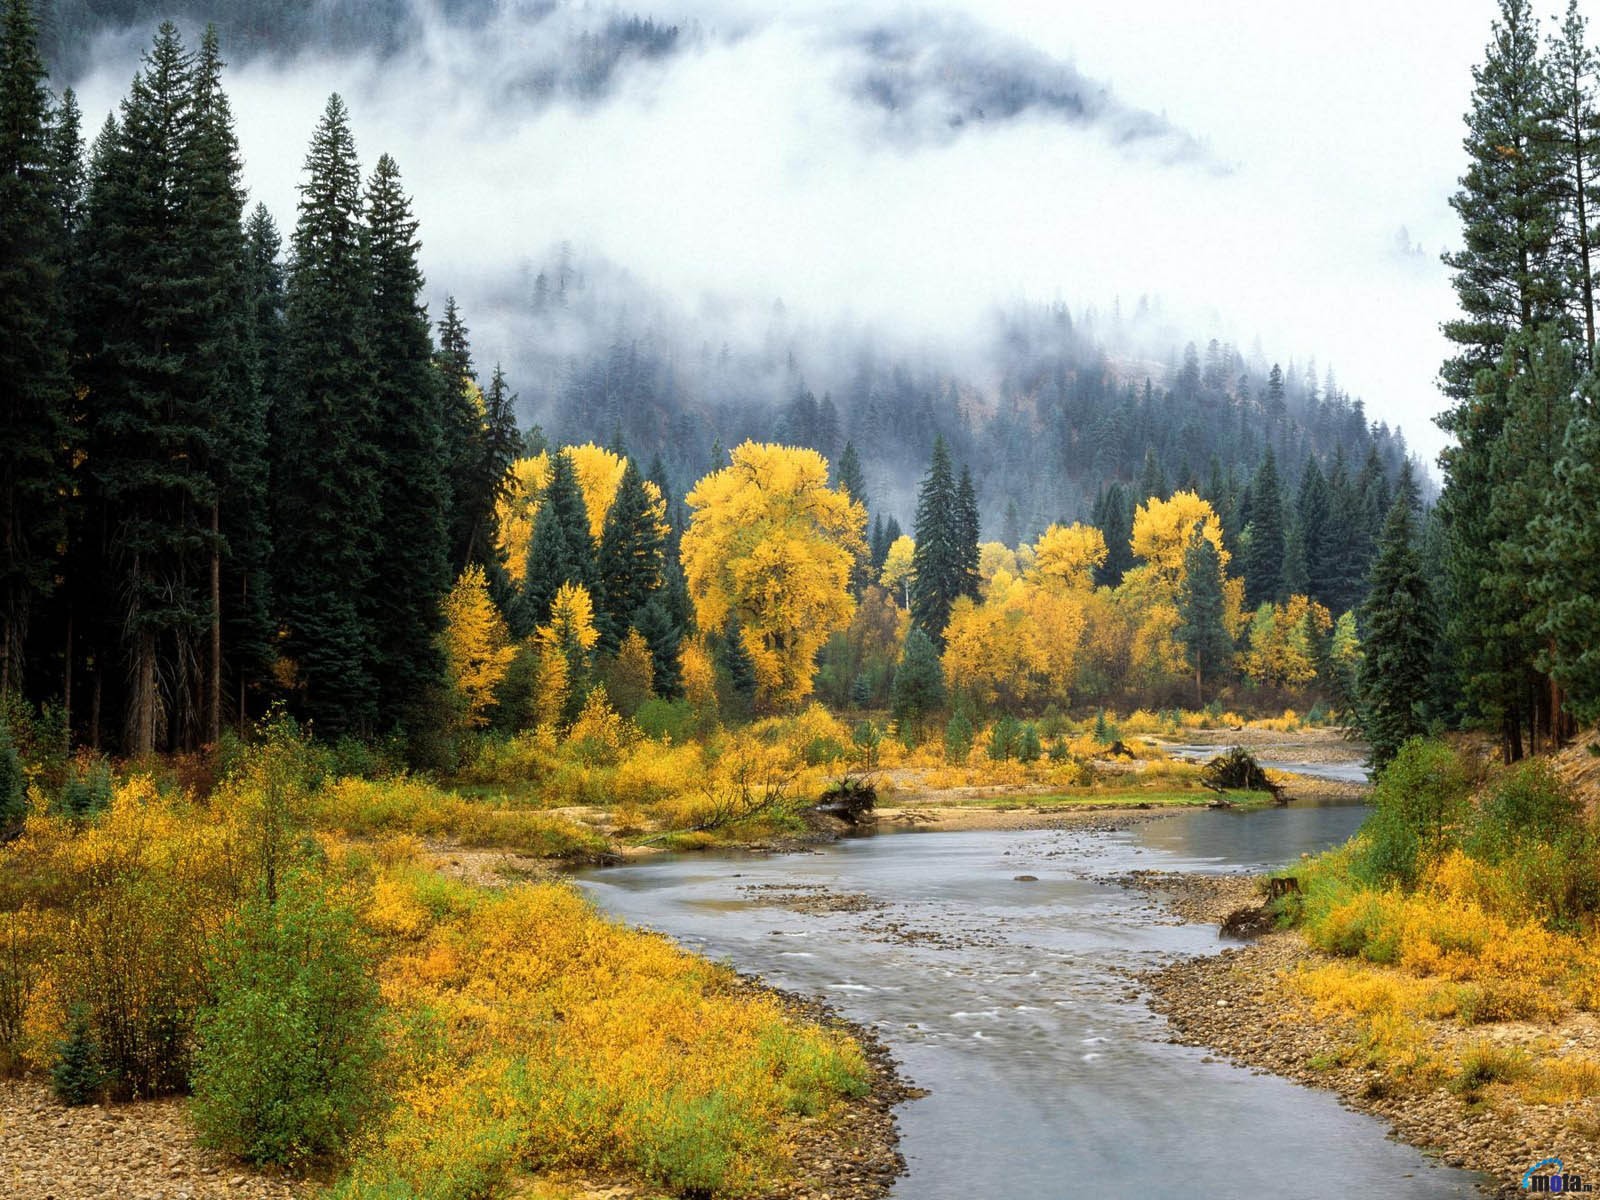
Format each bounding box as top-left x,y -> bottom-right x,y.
1199,746 -> 1285,803
815,774 -> 877,824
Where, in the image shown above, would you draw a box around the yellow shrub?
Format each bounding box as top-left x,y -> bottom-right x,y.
349,873 -> 869,1198
611,741 -> 706,809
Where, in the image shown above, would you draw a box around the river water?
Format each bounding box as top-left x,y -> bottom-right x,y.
576,804 -> 1484,1198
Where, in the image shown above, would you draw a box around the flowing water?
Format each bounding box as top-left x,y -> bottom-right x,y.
576,803 -> 1484,1198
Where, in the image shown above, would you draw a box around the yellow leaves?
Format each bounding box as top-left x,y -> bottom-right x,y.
941,574 -> 1088,707
363,871 -> 869,1196
681,442 -> 866,709
880,535 -> 916,606
441,564 -> 516,729
1242,594 -> 1333,687
537,581 -> 599,655
1130,490 -> 1228,584
564,443 -> 628,540
1032,523 -> 1107,591
493,452 -> 552,572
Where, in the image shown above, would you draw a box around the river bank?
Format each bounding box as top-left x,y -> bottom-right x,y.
1142,910 -> 1600,1197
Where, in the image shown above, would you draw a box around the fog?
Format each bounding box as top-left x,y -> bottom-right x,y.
67,0 -> 1527,463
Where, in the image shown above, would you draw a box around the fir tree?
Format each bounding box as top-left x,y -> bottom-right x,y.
956,465 -> 981,601
594,458 -> 664,651
436,296 -> 488,571
891,627 -> 945,739
0,0 -> 71,698
1242,447 -> 1285,606
1357,466 -> 1438,769
516,451 -> 591,635
632,595 -> 681,698
1177,532 -> 1231,706
1295,456 -> 1332,606
274,94 -> 379,737
363,152 -> 450,736
909,437 -> 963,643
835,440 -> 866,506
1091,483 -> 1134,587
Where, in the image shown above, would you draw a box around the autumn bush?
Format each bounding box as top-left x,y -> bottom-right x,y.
340,871 -> 869,1199
1287,739 -> 1600,1096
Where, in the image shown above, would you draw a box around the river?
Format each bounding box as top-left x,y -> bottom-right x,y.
575,803 -> 1485,1198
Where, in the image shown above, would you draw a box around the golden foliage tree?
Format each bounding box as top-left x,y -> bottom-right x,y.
493,453 -> 553,573
564,444 -> 629,541
441,565 -> 517,728
880,535 -> 916,609
941,571 -> 1088,707
1130,491 -> 1228,584
1242,595 -> 1333,687
681,443 -> 867,709
1032,523 -> 1108,591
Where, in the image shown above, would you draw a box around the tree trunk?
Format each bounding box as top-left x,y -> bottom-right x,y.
62,614 -> 73,747
132,630 -> 156,757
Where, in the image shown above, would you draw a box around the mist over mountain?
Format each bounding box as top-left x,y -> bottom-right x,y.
52,0 -> 1437,531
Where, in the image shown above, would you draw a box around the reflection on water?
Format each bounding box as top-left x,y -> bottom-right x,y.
576,809 -> 1480,1199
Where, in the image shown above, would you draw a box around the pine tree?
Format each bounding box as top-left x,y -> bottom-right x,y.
190,26 -> 264,744
891,627 -> 945,739
1546,0 -> 1600,364
594,458 -> 664,651
835,440 -> 866,506
956,465 -> 981,601
1533,376 -> 1600,722
1357,466 -> 1438,769
632,595 -> 681,698
1177,532 -> 1231,706
1295,457 -> 1332,607
363,151 -> 450,736
516,450 -> 591,635
0,0 -> 71,699
1242,447 -> 1285,606
909,437 -> 963,643
79,23 -> 222,751
274,94 -> 379,737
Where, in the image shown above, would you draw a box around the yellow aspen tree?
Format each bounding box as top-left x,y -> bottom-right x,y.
493,452 -> 552,572
681,443 -> 867,709
1032,523 -> 1107,591
537,582 -> 601,723
1130,491 -> 1228,586
563,444 -> 628,540
880,535 -> 917,608
441,564 -> 517,728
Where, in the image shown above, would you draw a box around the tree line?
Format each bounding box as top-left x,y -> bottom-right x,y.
0,6 -> 539,756
1359,0 -> 1600,766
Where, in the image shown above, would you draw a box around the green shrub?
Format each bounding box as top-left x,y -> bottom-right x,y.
0,720 -> 23,838
1016,723 -> 1042,764
851,721 -> 881,771
58,755 -> 113,820
51,1007 -> 104,1105
944,711 -> 974,764
1354,739 -> 1472,888
988,716 -> 1020,762
191,873 -> 383,1166
635,698 -> 697,743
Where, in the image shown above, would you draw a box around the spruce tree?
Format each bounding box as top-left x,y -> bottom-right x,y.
1242,447 -> 1286,606
1092,483 -> 1134,587
79,23 -> 221,751
274,94 -> 379,737
1295,456 -> 1332,606
956,465 -> 981,601
0,0 -> 71,698
516,451 -> 591,636
363,151 -> 450,735
1532,379 -> 1600,722
1177,532 -> 1231,706
891,627 -> 945,739
1546,0 -> 1600,363
835,440 -> 866,506
190,26 -> 264,743
909,437 -> 963,644
594,458 -> 664,651
1357,466 -> 1438,769
632,595 -> 682,698
437,296 -> 488,570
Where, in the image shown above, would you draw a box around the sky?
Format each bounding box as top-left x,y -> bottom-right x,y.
73,0 -> 1531,462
